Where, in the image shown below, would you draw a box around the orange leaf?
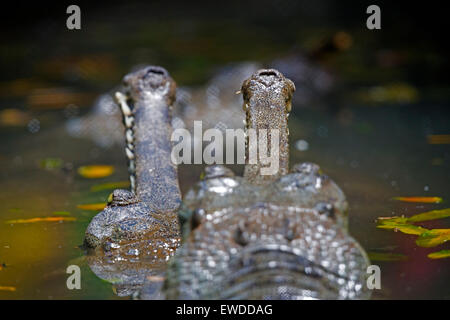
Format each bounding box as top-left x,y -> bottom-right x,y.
0,286 -> 16,292
5,217 -> 76,224
392,197 -> 442,204
77,165 -> 114,179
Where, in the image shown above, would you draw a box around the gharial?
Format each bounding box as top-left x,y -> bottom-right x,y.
84,66 -> 371,300
83,67 -> 182,295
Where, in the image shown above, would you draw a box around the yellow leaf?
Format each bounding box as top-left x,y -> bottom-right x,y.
77,165 -> 114,179
377,223 -> 427,235
77,203 -> 106,211
427,250 -> 450,259
392,197 -> 443,204
5,217 -> 76,224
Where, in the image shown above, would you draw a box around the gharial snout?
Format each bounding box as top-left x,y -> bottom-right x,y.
122,65 -> 176,100
246,69 -> 285,88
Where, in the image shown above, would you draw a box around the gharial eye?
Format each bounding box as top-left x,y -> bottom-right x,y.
315,202 -> 335,219
285,98 -> 292,113
107,192 -> 114,205
190,208 -> 206,231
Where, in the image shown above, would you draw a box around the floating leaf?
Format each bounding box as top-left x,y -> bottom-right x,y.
77,203 -> 106,211
377,222 -> 427,235
416,229 -> 450,248
90,181 -> 130,192
0,108 -> 30,127
377,216 -> 409,224
52,211 -> 71,216
368,252 -> 408,261
0,286 -> 16,292
378,208 -> 450,225
77,165 -> 114,179
5,217 -> 76,224
427,250 -> 450,259
427,134 -> 450,145
392,197 -> 443,204
39,158 -> 64,170
406,208 -> 450,223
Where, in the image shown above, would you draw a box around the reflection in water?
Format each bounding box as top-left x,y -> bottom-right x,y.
85,236 -> 179,298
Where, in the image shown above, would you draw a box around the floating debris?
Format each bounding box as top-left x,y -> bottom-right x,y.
0,286 -> 16,292
416,229 -> 450,248
77,165 -> 114,179
355,83 -> 419,104
427,250 -> 450,259
39,158 -> 64,170
77,203 -> 106,211
5,217 -> 76,224
368,252 -> 408,262
427,134 -> 450,145
90,181 -> 130,192
27,88 -> 94,110
392,196 -> 443,204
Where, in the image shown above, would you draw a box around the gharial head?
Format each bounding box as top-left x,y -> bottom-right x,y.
83,189 -> 161,249
122,65 -> 177,105
241,69 -> 295,115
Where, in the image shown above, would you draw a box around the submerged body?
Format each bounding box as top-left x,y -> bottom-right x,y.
156,70 -> 370,299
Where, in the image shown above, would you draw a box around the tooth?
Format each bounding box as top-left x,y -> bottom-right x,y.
124,116 -> 134,128
116,92 -> 132,116
126,129 -> 134,143
126,147 -> 134,159
130,175 -> 136,192
127,143 -> 134,150
114,91 -> 125,104
129,160 -> 135,172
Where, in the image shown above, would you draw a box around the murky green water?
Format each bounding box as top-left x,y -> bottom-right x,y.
1,2 -> 449,299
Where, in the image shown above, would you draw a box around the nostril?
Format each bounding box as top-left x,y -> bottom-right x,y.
145,66 -> 167,77
258,69 -> 279,77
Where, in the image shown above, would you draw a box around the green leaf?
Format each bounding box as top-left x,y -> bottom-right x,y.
427,250 -> 450,259
415,229 -> 450,248
406,208 -> 450,223
377,220 -> 428,235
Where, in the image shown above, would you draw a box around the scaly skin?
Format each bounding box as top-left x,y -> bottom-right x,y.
84,66 -> 181,253
153,69 -> 370,300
